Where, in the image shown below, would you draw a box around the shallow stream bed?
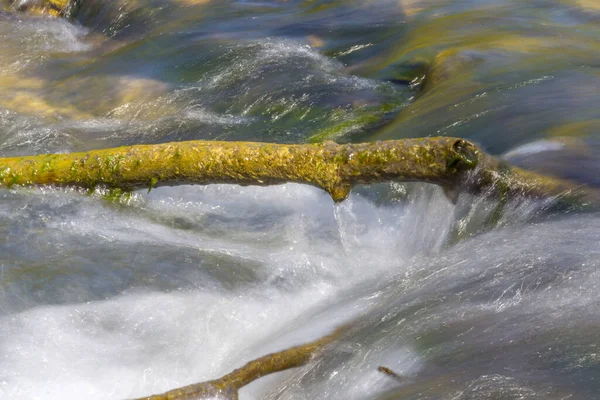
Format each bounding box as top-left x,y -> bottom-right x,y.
0,1 -> 599,399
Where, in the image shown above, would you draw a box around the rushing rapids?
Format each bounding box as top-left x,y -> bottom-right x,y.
0,1 -> 599,399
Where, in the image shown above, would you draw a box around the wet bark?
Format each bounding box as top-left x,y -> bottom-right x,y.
0,137 -> 596,204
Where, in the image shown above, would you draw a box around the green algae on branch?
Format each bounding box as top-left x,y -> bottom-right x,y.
0,138 -> 597,204
134,327 -> 342,400
0,138 -> 473,202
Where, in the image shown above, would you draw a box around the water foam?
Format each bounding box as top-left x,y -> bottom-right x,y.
0,182 -> 458,399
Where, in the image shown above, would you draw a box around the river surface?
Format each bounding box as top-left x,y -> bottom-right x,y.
0,1 -> 599,399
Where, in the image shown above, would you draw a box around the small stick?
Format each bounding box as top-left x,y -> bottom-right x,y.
133,328 -> 343,400
378,366 -> 404,384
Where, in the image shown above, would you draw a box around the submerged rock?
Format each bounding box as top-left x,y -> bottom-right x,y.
5,0 -> 213,38
4,0 -> 72,16
359,4 -> 600,153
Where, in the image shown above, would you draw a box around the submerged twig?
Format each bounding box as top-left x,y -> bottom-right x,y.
378,366 -> 404,384
133,328 -> 342,400
0,137 -> 596,204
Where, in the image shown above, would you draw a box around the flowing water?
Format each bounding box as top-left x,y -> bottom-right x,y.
0,1 -> 599,399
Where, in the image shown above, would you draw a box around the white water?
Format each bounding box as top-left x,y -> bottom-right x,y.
0,183 -> 457,399
2,180 -> 595,399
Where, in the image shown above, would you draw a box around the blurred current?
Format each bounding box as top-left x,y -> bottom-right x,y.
0,1 -> 599,399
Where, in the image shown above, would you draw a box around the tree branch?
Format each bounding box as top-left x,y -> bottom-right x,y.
0,137 -> 596,204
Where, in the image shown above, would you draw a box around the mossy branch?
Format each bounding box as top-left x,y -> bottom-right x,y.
0,137 -> 597,204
